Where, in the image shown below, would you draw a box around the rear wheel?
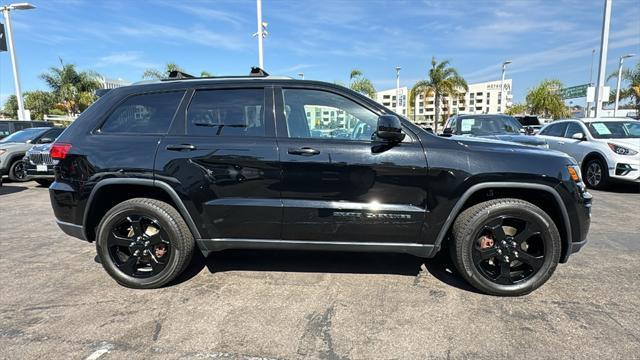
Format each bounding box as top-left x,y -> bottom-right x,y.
96,198 -> 194,289
451,198 -> 561,296
8,160 -> 29,182
584,158 -> 608,189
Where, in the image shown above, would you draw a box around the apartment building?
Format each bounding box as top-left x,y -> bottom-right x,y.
375,87 -> 409,117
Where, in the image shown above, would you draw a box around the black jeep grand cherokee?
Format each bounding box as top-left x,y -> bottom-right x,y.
49,71 -> 591,295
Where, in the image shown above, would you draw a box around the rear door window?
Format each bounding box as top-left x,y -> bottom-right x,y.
564,122 -> 584,138
186,89 -> 265,137
100,91 -> 184,134
540,123 -> 568,137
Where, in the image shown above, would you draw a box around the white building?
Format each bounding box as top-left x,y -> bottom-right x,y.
375,86 -> 409,117
100,76 -> 131,89
376,79 -> 513,127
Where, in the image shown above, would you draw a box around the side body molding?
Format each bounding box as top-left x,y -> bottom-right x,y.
432,182 -> 572,255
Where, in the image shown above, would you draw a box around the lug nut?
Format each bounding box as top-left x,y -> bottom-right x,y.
497,249 -> 503,255
144,241 -> 150,246
514,251 -> 519,258
504,256 -> 510,262
133,250 -> 140,257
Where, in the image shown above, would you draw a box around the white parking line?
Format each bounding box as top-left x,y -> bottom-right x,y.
84,346 -> 111,360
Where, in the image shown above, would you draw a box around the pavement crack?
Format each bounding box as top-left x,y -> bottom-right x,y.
297,304 -> 349,360
153,319 -> 163,341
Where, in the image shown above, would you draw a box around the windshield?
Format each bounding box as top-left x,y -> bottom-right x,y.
458,116 -> 522,135
0,128 -> 47,143
587,121 -> 640,139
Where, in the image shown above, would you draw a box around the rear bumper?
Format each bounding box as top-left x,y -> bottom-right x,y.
56,219 -> 87,241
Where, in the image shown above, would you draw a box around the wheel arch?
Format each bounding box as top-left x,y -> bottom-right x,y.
434,182 -> 573,263
581,151 -> 608,173
82,178 -> 201,242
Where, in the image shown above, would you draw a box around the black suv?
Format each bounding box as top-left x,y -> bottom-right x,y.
49,71 -> 591,295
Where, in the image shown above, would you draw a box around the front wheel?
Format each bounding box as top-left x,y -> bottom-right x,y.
584,158 -> 608,189
96,198 -> 195,289
451,198 -> 561,296
8,160 -> 29,182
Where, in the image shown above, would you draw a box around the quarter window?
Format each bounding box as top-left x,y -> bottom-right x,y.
187,89 -> 265,137
100,91 -> 184,134
282,89 -> 378,141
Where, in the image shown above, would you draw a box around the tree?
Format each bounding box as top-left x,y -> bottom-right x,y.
410,57 -> 467,132
24,91 -> 56,120
3,95 -> 18,118
349,69 -> 376,99
505,103 -> 529,116
142,63 -> 214,80
39,59 -> 101,115
525,79 -> 570,119
607,62 -> 640,114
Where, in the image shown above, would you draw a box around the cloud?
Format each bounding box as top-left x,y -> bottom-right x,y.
95,52 -> 159,69
156,2 -> 245,27
274,64 -> 317,73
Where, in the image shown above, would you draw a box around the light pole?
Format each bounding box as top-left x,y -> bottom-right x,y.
594,0 -> 612,118
614,54 -> 635,117
500,60 -> 512,113
395,66 -> 401,111
587,49 -> 595,117
298,73 -> 304,80
1,2 -> 35,121
253,0 -> 267,69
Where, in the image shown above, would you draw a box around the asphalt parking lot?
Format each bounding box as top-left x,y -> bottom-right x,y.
1,181 -> 639,359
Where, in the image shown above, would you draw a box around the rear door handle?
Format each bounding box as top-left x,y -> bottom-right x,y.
166,144 -> 197,151
288,147 -> 320,156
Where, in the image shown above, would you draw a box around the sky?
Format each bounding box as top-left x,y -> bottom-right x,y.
0,0 -> 639,107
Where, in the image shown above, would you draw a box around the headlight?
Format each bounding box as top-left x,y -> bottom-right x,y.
608,143 -> 638,156
567,165 -> 582,183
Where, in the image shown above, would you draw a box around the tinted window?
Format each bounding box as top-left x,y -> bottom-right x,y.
587,121 -> 640,139
540,123 -> 568,137
282,89 -> 378,141
187,89 -> 265,137
564,122 -> 584,138
457,115 -> 522,135
38,128 -> 64,143
0,128 -> 47,143
100,91 -> 184,134
0,123 -> 9,137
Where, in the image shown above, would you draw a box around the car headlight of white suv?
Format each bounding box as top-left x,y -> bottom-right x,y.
608,143 -> 638,156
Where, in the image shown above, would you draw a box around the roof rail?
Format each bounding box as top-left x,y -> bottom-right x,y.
249,67 -> 269,77
168,70 -> 195,79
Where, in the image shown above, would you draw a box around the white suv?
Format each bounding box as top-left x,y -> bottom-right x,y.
537,118 -> 640,189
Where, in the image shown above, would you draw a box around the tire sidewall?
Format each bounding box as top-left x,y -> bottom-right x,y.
96,202 -> 184,288
459,204 -> 561,296
585,158 -> 607,189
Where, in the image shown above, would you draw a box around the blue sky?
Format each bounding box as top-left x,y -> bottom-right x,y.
0,0 -> 639,106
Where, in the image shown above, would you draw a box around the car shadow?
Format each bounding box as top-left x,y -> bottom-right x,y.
603,182 -> 640,194
170,248 -> 481,294
0,184 -> 28,196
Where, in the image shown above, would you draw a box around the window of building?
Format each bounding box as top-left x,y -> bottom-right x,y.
282,89 -> 378,141
187,89 -> 265,137
100,91 -> 184,134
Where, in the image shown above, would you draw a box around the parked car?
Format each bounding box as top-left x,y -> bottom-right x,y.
537,118 -> 640,189
0,120 -> 52,139
24,143 -> 58,186
442,114 -> 548,148
49,70 -> 591,296
0,127 -> 64,182
514,115 -> 543,134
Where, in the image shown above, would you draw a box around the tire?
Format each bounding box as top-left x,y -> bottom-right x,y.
95,198 -> 195,289
8,160 -> 29,182
584,158 -> 608,190
35,179 -> 53,187
451,198 -> 561,296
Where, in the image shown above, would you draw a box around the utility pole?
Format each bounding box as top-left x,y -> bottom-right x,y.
614,54 -> 635,117
254,0 -> 267,69
395,66 -> 401,113
1,3 -> 36,120
587,49 -> 595,117
500,60 -> 512,113
594,0 -> 612,118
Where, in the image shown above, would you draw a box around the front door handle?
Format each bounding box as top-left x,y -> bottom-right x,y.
166,144 -> 197,151
288,147 -> 320,156
558,141 -> 565,145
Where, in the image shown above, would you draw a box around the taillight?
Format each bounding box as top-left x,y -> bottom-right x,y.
50,143 -> 72,160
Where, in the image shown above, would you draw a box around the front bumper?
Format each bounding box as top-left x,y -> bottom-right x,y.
608,153 -> 640,184
56,220 -> 87,241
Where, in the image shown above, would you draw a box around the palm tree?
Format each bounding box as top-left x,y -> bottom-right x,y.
142,63 -> 185,80
525,79 -> 570,119
410,57 -> 467,132
607,62 -> 640,114
349,69 -> 376,99
39,59 -> 101,115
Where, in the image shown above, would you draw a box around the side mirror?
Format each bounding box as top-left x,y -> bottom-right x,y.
442,128 -> 453,136
376,115 -> 405,143
571,132 -> 585,141
525,126 -> 535,135
39,137 -> 53,144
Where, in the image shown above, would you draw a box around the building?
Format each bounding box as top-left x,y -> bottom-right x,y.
376,79 -> 513,127
100,76 -> 131,89
375,87 -> 409,117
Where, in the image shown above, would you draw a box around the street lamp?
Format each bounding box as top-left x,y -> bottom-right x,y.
1,2 -> 35,120
298,73 -> 304,80
500,60 -> 512,113
395,66 -> 401,111
614,54 -> 635,117
253,0 -> 268,69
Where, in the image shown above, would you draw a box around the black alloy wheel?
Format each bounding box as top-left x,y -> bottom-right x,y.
106,214 -> 172,278
96,198 -> 195,289
9,160 -> 29,182
451,198 -> 561,296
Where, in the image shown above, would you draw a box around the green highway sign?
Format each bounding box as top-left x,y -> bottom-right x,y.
560,84 -> 589,99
